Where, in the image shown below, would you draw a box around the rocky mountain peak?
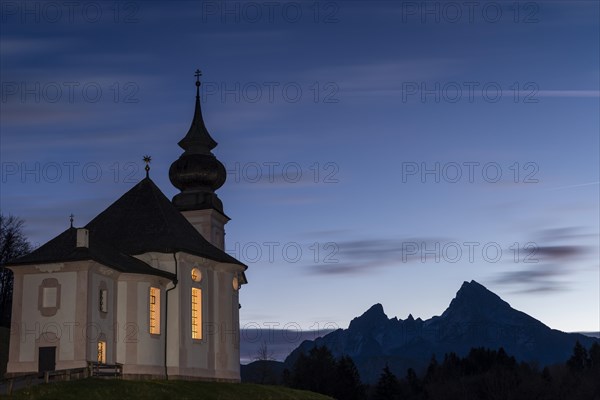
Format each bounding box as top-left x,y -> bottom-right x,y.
442,280 -> 511,319
348,303 -> 388,331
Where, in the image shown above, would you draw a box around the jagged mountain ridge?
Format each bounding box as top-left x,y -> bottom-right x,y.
283,280 -> 598,384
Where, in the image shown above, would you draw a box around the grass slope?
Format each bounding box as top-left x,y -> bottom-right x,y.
2,378 -> 334,400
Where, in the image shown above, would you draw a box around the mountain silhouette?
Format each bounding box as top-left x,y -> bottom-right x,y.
282,280 -> 598,384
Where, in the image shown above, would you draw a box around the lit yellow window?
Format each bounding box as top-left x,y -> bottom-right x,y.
97,341 -> 106,364
149,287 -> 160,334
191,288 -> 202,339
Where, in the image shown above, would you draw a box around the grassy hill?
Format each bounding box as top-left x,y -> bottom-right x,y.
1,378 -> 334,400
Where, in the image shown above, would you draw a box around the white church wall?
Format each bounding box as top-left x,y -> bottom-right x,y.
166,281 -> 180,369
135,280 -> 165,368
19,271 -> 77,364
228,287 -> 241,373
161,254 -> 242,381
214,269 -> 240,380
177,259 -> 210,374
89,269 -> 117,365
116,280 -> 128,365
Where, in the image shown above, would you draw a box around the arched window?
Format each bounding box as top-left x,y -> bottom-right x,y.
97,341 -> 106,364
191,288 -> 202,339
149,287 -> 160,334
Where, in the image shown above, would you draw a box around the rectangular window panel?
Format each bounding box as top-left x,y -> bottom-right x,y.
191,288 -> 202,339
99,289 -> 108,313
43,287 -> 57,308
97,341 -> 106,364
149,287 -> 160,334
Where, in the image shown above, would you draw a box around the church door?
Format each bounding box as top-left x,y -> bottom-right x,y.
38,347 -> 56,373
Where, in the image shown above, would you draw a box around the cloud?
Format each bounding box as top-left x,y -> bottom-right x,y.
495,266 -> 562,282
493,257 -> 580,295
535,245 -> 589,260
0,38 -> 80,57
493,226 -> 596,294
306,59 -> 462,97
508,282 -> 570,295
537,226 -> 596,242
307,237 -> 446,276
494,264 -> 572,294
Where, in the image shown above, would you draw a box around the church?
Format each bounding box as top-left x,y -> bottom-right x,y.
5,71 -> 248,382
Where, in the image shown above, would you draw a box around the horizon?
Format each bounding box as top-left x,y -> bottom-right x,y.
237,279 -> 600,363
1,0 -> 599,337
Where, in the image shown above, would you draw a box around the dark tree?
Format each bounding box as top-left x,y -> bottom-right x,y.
405,367 -> 422,396
333,355 -> 365,400
253,341 -> 277,384
424,354 -> 439,383
290,346 -> 337,396
373,365 -> 400,400
282,368 -> 292,386
541,366 -> 552,382
0,214 -> 32,327
588,342 -> 600,370
441,352 -> 461,379
567,341 -> 589,372
289,347 -> 367,399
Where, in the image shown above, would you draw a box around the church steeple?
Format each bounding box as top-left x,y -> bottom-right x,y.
169,70 -> 227,215
178,69 -> 218,153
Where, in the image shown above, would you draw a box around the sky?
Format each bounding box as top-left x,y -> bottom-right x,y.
1,0 -> 599,349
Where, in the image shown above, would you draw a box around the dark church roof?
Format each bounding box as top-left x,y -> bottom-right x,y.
8,177 -> 245,277
8,227 -> 176,280
86,177 -> 244,266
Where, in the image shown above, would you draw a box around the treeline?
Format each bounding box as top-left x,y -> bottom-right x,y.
282,341 -> 600,400
283,346 -> 365,400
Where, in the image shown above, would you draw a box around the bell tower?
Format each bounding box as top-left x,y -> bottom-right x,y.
169,70 -> 229,249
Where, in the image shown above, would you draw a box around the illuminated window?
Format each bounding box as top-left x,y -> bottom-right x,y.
99,289 -> 108,313
191,288 -> 202,340
149,287 -> 160,334
191,268 -> 202,282
97,341 -> 106,364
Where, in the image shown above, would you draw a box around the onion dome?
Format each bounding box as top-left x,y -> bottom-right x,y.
169,70 -> 227,214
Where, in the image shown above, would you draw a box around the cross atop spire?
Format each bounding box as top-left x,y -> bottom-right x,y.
194,69 -> 202,97
174,69 -> 217,153
143,155 -> 152,178
69,214 -> 74,228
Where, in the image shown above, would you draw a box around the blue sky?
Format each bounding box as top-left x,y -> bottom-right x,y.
1,0 -> 599,337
